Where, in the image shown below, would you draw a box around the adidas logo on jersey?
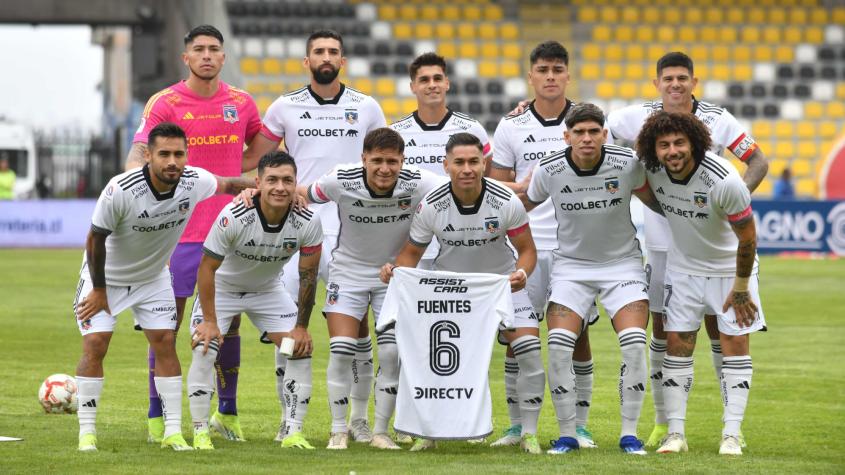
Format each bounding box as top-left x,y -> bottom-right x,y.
244,239 -> 256,247
626,383 -> 646,392
352,200 -> 364,207
662,379 -> 680,387
137,210 -> 150,219
656,187 -> 665,195
560,185 -> 573,193
524,134 -> 536,143
442,224 -> 456,232
300,112 -> 312,119
182,112 -> 194,120
732,381 -> 750,390
406,139 -> 417,147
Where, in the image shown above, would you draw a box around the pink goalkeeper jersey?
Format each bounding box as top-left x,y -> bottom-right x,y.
133,80 -> 261,242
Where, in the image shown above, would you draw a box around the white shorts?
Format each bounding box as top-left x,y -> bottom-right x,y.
526,250 -> 553,315
498,289 -> 541,344
73,274 -> 176,335
280,233 -> 336,300
323,281 -> 387,324
663,270 -> 766,336
189,287 -> 298,336
549,263 -> 648,320
645,249 -> 668,313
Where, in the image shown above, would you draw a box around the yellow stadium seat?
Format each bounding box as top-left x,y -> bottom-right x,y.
656,26 -> 675,42
731,45 -> 752,62
240,57 -> 260,76
381,98 -> 400,117
640,82 -> 656,98
685,7 -> 703,24
457,22 -> 476,41
827,102 -> 845,119
712,45 -> 730,62
834,8 -> 845,24
502,43 -> 521,60
819,121 -> 838,139
761,27 -> 780,44
768,7 -> 786,23
643,7 -> 660,23
647,45 -> 665,62
678,26 -> 696,42
756,178 -> 772,195
442,5 -> 460,21
789,7 -> 807,24
622,6 -> 639,23
727,7 -> 744,23
352,78 -> 373,96
718,26 -> 737,43
438,42 -> 457,59
583,43 -> 602,59
256,96 -> 273,114
810,7 -> 828,24
618,82 -> 639,100
458,42 -> 479,58
751,46 -> 772,62
603,64 -> 623,81
783,26 -> 802,44
378,5 -> 397,21
711,64 -> 730,81
797,142 -> 818,159
478,23 -> 497,41
481,42 -> 499,59
581,63 -> 601,81
792,158 -> 812,176
399,5 -> 417,21
753,120 -> 773,138
283,59 -> 302,75
464,5 -> 482,21
436,23 -> 455,40
420,5 -> 439,21
578,6 -> 598,22
775,121 -> 795,138
838,83 -> 845,100
478,61 -> 498,78
796,178 -> 817,197
635,26 -> 655,42
616,26 -> 635,42
626,44 -> 645,62
415,23 -> 434,39
501,61 -> 520,78
625,63 -> 646,81
775,141 -> 795,160
748,7 -> 766,23
605,44 -> 624,62
805,27 -> 823,44
741,27 -> 760,43
797,121 -> 816,139
484,5 -> 504,21
596,81 -> 616,99
731,64 -> 751,81
768,158 -> 788,175
600,6 -> 619,23
757,142 -> 774,158
375,78 -> 395,96
267,82 -> 286,95
775,46 -> 794,62
700,26 -> 718,42
593,25 -> 612,42
244,81 -> 265,95
695,64 -> 710,79
705,7 -> 723,23
664,9 -> 681,23
500,23 -> 519,41
393,23 -> 413,40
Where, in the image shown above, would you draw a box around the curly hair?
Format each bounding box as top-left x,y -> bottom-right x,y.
636,111 -> 712,173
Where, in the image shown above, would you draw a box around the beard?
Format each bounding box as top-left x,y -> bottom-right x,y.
311,63 -> 340,85
154,167 -> 182,186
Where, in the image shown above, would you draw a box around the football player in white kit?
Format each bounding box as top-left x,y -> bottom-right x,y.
607,51 -> 768,447
382,132 -> 541,454
73,123 -> 255,452
187,151 -> 323,450
526,104 -> 664,455
306,128 -> 444,450
636,111 -> 765,456
242,29 -> 386,442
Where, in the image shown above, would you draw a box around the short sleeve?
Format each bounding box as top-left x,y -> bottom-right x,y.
491,119 -> 515,169
202,208 -> 238,260
365,98 -> 387,132
606,106 -> 639,144
192,167 -> 219,202
408,201 -> 434,247
469,121 -> 493,158
716,111 -> 758,162
243,96 -> 263,144
307,167 -> 342,204
90,179 -> 125,235
259,97 -> 286,141
132,93 -> 173,144
505,194 -> 530,236
418,169 -> 449,196
629,153 -> 647,191
716,173 -> 753,222
526,165 -> 550,205
301,214 -> 324,250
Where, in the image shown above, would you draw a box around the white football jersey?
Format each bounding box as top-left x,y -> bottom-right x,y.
527,145 -> 647,274
607,98 -> 759,251
390,110 -> 491,260
491,100 -> 574,251
378,267 -> 514,440
202,197 -> 323,292
410,178 -> 530,276
308,164 -> 444,287
646,152 -> 758,277
87,165 -> 217,286
260,84 -> 386,235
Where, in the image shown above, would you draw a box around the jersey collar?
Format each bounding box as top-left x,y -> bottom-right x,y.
665,159 -> 701,186
142,165 -> 177,201
528,98 -> 572,127
565,146 -> 606,177
362,168 -> 396,199
307,84 -> 346,105
253,194 -> 290,233
450,178 -> 486,215
412,110 -> 453,131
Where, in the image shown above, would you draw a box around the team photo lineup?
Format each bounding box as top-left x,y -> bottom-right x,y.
57,18 -> 776,460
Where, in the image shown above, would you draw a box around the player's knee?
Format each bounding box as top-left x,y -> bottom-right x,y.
82,334 -> 111,360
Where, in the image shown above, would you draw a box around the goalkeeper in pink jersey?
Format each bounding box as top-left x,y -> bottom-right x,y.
126,25 -> 262,443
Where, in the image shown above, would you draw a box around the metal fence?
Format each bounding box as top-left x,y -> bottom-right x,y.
35,130 -> 122,198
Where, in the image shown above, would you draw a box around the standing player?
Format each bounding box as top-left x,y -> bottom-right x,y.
381,132 -> 541,454
636,111 -> 764,455
304,128 -> 443,450
127,25 -> 262,443
525,104 -> 662,455
187,152 -> 322,450
243,30 -> 386,442
74,123 -> 253,451
607,51 -> 769,447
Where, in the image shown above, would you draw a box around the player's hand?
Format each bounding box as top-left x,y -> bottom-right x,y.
289,326 -> 313,357
379,263 -> 397,284
722,290 -> 758,328
516,167 -> 534,194
233,188 -> 258,206
192,321 -> 222,354
508,99 -> 531,116
292,193 -> 308,212
508,268 -> 528,292
76,288 -> 111,324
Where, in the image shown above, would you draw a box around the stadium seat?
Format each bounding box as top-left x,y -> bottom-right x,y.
393,62 -> 408,76
485,119 -> 500,133
505,78 -> 527,98
596,82 -> 616,99
480,42 -> 498,59
459,42 -> 479,59
796,121 -> 816,139
678,26 -> 697,42
794,84 -> 811,98
399,5 -> 417,21
347,58 -> 369,77
478,23 -> 497,41
393,23 -> 413,40
621,6 -> 639,23
484,5 -> 504,21
375,78 -> 395,97
827,102 -> 845,119
796,178 -> 817,197
748,7 -> 766,23
478,61 -> 498,78
643,6 -> 661,23
700,26 -> 719,42
626,44 -> 645,62
727,7 -> 744,23
464,5 -> 482,22
381,98 -> 400,117
420,5 -> 439,21
615,26 -> 635,43
457,23 -> 476,41
752,120 -> 773,138
740,104 -> 758,119
762,104 -> 780,118
464,80 -> 481,95
500,23 -> 519,41
728,84 -> 745,99
442,5 -> 460,21
838,83 -> 845,100
718,26 -> 738,43
604,64 -> 623,81
664,9 -> 681,23
378,5 -> 397,21
438,42 -> 457,59
436,23 -> 456,40
500,62 -> 520,78
704,81 -> 727,102
775,46 -> 795,62
819,121 -> 838,139
741,27 -> 760,43
352,78 -> 374,95
605,44 -> 624,62
415,23 -> 434,40
685,7 -> 703,24
593,25 -> 612,42
453,59 -> 477,78
240,57 -> 260,76
775,120 -> 796,138
489,101 -> 506,115
656,26 -> 675,42
578,6 -> 599,23
486,80 -> 504,95
600,6 -> 619,23
502,43 -> 521,61
712,45 -> 730,62
256,96 -> 273,114
792,158 -> 812,176
767,7 -> 786,24
618,82 -> 639,100
468,101 -> 483,115
750,84 -> 766,98
401,98 -> 417,115
267,82 -> 286,95
447,101 -> 463,114
635,26 -> 655,42
775,141 -> 795,160
797,142 -> 818,160
625,63 -> 646,81
371,61 -> 389,75
640,83 -> 656,98
768,158 -> 788,175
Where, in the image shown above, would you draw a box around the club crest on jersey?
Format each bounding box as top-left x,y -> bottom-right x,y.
694,192 -> 708,208
283,238 -> 297,251
397,197 -> 412,210
222,104 -> 239,124
106,185 -> 114,197
219,216 -> 229,227
179,200 -> 190,215
344,109 -> 358,124
605,177 -> 620,194
484,217 -> 500,234
327,283 -> 340,305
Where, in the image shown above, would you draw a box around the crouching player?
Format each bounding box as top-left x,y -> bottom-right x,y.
187,151 -> 322,449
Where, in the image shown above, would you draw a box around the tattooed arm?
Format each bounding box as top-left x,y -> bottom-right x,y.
124,142 -> 148,170
742,148 -> 769,193
290,246 -> 321,357
723,215 -> 759,327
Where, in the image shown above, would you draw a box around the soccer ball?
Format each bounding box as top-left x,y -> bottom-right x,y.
38,374 -> 78,414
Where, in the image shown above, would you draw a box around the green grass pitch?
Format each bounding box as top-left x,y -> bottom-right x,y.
0,250 -> 843,474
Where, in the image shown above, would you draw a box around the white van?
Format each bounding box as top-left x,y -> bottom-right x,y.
0,119 -> 37,199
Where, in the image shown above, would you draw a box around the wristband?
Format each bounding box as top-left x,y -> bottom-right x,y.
733,276 -> 750,292
516,268 -> 528,280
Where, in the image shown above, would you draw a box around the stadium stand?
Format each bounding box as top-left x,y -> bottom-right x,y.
226,0 -> 844,198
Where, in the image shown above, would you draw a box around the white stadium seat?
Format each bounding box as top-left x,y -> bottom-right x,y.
504,78 -> 527,98
812,81 -> 835,101
347,58 -> 370,78
356,3 -> 377,22
243,37 -> 264,58
370,21 -> 392,40
753,63 -> 776,82
780,100 -> 804,120
703,81 -> 727,102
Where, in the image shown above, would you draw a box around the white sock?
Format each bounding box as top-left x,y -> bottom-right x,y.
503,356 -> 521,427
155,376 -> 184,438
548,328 -> 578,438
722,356 -> 753,437
711,339 -> 725,405
327,337 -> 356,433
662,356 -> 694,436
187,343 -> 218,432
618,328 -> 648,437
76,376 -> 103,437
275,350 -> 288,420
283,357 -> 313,436
349,335 -> 374,423
373,336 -> 399,434
573,359 -> 593,428
512,335 -> 544,436
649,337 -> 668,424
